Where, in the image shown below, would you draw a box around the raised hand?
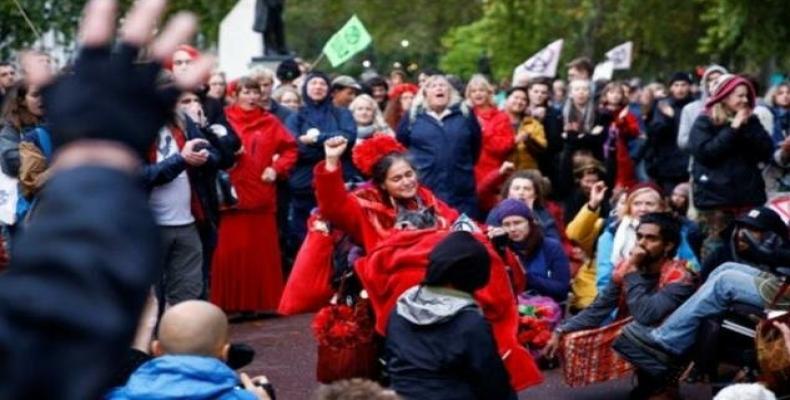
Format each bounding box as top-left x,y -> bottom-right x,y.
587,181 -> 607,211
30,0 -> 213,160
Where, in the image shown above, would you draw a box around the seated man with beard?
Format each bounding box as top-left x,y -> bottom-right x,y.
542,212 -> 697,395
614,207 -> 790,387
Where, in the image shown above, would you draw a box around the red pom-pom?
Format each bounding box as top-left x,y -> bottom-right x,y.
352,134 -> 407,177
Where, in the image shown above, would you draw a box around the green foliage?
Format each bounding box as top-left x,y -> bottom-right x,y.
1,0 -> 788,80
439,0 -> 710,81
283,0 -> 483,76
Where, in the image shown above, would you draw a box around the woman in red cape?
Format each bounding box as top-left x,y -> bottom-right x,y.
314,134 -> 458,252
210,77 -> 298,312
315,134 -> 542,390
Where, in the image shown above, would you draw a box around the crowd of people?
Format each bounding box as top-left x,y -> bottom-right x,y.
2,0 -> 790,399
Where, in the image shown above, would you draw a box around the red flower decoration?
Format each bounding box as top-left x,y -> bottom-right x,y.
352,134 -> 407,177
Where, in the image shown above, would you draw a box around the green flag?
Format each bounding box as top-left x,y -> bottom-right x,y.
322,15 -> 372,67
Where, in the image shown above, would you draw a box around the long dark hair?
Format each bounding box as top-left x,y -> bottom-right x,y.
1,81 -> 41,130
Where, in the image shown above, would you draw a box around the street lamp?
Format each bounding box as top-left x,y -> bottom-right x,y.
362,60 -> 371,68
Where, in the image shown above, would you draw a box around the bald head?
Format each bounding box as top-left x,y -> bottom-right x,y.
156,300 -> 229,358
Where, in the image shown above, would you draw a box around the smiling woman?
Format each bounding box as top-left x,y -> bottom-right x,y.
310,134 -> 458,252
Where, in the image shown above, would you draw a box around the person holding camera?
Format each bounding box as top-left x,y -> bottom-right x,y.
143,82 -> 222,306
487,198 -> 571,302
107,300 -> 273,399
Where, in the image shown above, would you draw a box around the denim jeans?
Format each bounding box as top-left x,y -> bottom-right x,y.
650,262 -> 764,355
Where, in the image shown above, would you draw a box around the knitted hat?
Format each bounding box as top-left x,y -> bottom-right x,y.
668,71 -> 693,85
423,231 -> 491,293
276,58 -> 301,82
351,134 -> 407,177
704,74 -> 756,111
488,198 -> 534,226
736,207 -> 788,239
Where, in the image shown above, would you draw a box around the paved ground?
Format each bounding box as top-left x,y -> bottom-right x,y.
230,314 -> 713,399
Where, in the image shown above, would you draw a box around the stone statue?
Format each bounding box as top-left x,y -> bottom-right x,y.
253,0 -> 288,56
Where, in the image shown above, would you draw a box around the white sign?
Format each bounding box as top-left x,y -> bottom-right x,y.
512,39 -> 564,82
605,41 -> 633,70
219,0 -> 264,80
592,60 -> 614,81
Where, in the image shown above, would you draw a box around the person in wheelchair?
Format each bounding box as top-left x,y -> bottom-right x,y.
614,206 -> 790,383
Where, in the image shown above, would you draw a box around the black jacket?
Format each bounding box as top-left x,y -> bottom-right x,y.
0,167 -> 161,399
689,114 -> 773,210
141,116 -> 224,230
386,300 -> 516,400
646,96 -> 694,181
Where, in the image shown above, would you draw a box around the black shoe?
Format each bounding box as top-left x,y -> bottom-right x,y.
613,323 -> 677,378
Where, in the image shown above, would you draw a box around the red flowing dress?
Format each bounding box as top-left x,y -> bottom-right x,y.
210,104 -> 297,312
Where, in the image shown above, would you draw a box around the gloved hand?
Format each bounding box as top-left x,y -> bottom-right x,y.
24,0 -> 213,160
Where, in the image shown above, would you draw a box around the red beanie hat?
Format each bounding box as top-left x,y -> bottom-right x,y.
352,134 -> 407,177
163,44 -> 200,71
704,74 -> 755,112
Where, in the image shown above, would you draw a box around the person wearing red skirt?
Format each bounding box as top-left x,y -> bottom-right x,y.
211,77 -> 298,313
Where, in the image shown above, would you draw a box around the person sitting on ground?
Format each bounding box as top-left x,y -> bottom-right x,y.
386,231 -> 517,400
595,183 -> 700,295
544,212 -> 698,397
614,206 -> 790,386
564,180 -> 608,310
107,300 -> 271,400
487,198 -> 571,302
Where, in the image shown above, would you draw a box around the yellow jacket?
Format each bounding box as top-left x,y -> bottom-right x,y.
509,117 -> 546,170
565,205 -> 604,309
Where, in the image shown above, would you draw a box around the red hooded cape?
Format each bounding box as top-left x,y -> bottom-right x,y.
354,229 -> 543,390
225,104 -> 298,211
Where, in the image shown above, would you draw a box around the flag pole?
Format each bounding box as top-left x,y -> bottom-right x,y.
12,0 -> 42,40
310,53 -> 326,71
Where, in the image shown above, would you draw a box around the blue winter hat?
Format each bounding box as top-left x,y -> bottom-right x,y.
489,198 -> 534,226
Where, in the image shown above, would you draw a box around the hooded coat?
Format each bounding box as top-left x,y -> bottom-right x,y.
386,286 -> 517,400
355,229 -> 543,391
396,102 -> 482,218
285,72 -> 358,195
106,355 -> 256,400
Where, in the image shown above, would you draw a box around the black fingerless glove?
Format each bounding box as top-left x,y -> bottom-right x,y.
42,43 -> 180,159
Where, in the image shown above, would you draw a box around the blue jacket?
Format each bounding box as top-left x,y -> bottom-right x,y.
396,104 -> 482,218
106,355 -> 256,400
514,237 -> 571,302
285,72 -> 358,194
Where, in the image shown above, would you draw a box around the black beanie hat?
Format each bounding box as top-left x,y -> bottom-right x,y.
736,207 -> 788,239
276,58 -> 301,82
422,231 -> 491,293
669,71 -> 693,85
